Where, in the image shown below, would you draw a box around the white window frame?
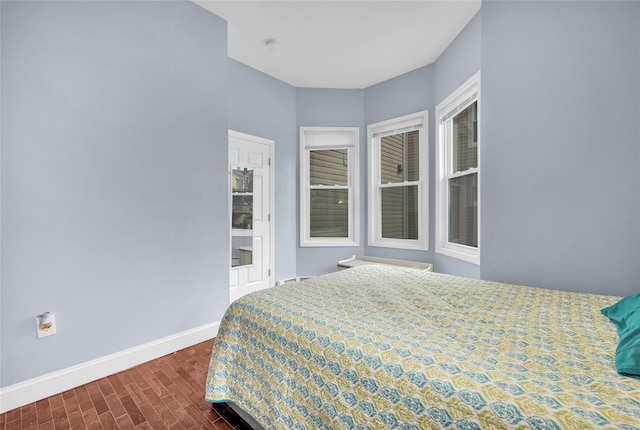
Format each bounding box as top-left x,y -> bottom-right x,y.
435,71 -> 480,264
300,126 -> 360,247
367,111 -> 429,251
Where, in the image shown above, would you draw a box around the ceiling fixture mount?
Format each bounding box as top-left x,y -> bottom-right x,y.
264,39 -> 277,50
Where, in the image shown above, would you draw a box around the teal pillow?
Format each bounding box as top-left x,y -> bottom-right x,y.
614,308 -> 640,379
602,294 -> 640,379
601,293 -> 640,331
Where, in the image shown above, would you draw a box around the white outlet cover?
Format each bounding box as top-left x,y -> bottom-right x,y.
36,314 -> 57,338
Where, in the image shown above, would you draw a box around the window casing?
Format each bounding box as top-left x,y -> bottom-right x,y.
367,111 -> 428,250
436,72 -> 480,264
300,127 -> 359,247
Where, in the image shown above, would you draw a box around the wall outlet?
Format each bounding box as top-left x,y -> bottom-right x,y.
36,313 -> 57,338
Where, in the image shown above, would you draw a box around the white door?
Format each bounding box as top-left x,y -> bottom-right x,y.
229,131 -> 273,302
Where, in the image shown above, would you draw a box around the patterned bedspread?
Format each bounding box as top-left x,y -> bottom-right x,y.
205,266 -> 640,429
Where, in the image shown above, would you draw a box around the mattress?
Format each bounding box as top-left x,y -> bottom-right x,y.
205,265 -> 640,429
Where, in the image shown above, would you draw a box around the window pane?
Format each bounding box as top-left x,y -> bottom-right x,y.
232,195 -> 253,230
231,235 -> 252,267
381,185 -> 418,240
448,173 -> 478,247
381,130 -> 419,184
231,166 -> 253,193
310,189 -> 348,237
310,149 -> 348,186
452,101 -> 478,173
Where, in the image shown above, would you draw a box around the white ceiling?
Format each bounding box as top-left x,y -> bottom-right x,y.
194,1 -> 481,89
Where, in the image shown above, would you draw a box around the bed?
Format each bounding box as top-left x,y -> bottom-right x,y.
205,265 -> 640,429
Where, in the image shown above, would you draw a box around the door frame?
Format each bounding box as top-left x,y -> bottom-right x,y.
229,130 -> 274,300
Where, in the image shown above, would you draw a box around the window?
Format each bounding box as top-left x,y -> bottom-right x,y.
436,72 -> 480,264
300,127 -> 359,247
367,111 -> 428,250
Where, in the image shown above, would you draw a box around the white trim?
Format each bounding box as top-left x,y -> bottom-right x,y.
299,127 -> 360,247
367,110 -> 429,251
435,71 -> 481,265
0,321 -> 220,414
369,111 -> 427,138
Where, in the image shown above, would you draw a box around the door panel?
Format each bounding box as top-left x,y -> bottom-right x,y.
229,131 -> 273,303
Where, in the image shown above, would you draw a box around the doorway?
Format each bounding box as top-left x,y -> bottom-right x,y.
229,130 -> 273,302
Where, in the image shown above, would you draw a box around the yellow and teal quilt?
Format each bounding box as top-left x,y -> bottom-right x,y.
205,266 -> 640,429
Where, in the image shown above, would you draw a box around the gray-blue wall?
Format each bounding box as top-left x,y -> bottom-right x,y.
1,1 -> 229,386
227,59 -> 298,282
481,0 -> 640,295
2,0 -> 639,393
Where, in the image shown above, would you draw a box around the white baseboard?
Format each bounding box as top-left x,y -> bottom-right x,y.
0,321 -> 220,414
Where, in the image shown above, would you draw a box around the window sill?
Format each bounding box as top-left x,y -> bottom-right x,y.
436,244 -> 479,265
368,239 -> 428,251
300,239 -> 359,248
